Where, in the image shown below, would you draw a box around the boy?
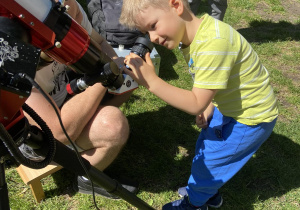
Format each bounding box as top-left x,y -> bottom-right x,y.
120,0 -> 278,209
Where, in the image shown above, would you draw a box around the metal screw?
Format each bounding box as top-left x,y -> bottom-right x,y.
55,42 -> 62,48
65,5 -> 70,11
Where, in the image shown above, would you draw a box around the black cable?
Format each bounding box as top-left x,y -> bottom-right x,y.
18,73 -> 100,210
0,99 -> 55,169
23,103 -> 56,166
0,123 -> 52,169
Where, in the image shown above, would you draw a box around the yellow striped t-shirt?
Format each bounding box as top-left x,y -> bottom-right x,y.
181,14 -> 278,125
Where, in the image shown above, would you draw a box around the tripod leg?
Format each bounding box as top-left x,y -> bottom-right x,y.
0,162 -> 10,210
52,140 -> 155,210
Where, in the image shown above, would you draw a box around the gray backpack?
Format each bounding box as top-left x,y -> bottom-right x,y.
87,0 -> 143,46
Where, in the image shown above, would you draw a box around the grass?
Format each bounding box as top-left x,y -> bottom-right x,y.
4,0 -> 300,209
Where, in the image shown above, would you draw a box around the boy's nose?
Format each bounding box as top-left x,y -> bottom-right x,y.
149,32 -> 159,44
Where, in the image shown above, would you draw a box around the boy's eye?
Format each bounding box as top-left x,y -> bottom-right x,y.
151,23 -> 156,29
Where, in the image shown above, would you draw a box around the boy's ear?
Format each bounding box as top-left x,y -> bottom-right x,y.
169,0 -> 184,15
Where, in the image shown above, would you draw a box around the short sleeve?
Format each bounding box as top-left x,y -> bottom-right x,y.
190,38 -> 238,89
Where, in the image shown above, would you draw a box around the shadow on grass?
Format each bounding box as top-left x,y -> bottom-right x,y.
39,105 -> 197,203
221,130 -> 300,209
106,105 -> 198,191
238,20 -> 300,43
154,44 -> 179,81
105,108 -> 300,209
46,168 -> 77,199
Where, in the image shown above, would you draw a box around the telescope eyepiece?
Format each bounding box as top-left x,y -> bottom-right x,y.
130,37 -> 153,60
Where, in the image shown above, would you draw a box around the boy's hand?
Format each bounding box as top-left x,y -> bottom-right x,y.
124,52 -> 158,89
112,56 -> 127,72
195,103 -> 215,129
196,113 -> 208,129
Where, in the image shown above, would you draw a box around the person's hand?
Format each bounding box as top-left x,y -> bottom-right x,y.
196,113 -> 208,129
112,56 -> 127,72
124,52 -> 158,89
196,104 -> 214,129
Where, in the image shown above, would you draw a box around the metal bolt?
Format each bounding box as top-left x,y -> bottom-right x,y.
65,5 -> 70,11
119,45 -> 124,50
55,42 -> 62,48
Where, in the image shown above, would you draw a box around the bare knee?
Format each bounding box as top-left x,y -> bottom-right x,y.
97,106 -> 129,148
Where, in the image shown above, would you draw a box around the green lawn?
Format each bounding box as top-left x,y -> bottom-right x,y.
4,0 -> 300,209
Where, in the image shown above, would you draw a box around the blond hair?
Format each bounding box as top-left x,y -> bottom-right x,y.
120,0 -> 190,29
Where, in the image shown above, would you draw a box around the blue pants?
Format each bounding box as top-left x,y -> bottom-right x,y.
187,107 -> 277,206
